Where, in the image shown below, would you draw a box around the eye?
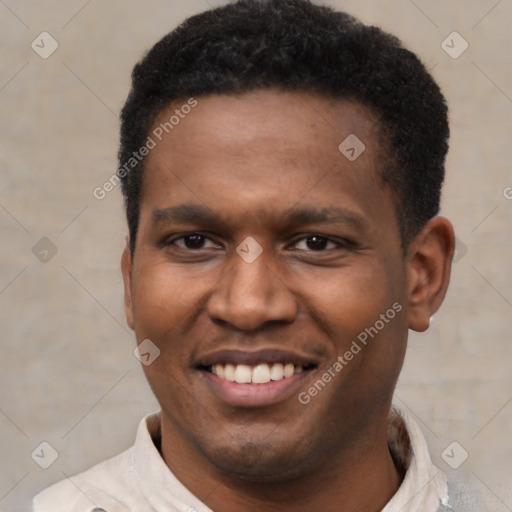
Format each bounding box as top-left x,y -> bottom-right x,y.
164,233 -> 350,253
169,233 -> 220,250
292,235 -> 344,251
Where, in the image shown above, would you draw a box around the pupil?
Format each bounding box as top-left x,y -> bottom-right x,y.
307,236 -> 327,250
185,234 -> 204,249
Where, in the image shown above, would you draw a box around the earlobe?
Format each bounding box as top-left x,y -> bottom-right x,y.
121,244 -> 135,331
406,217 -> 455,332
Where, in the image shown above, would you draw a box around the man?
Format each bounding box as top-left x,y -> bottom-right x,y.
33,0 -> 479,510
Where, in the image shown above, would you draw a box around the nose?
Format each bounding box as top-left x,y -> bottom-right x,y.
207,249 -> 298,330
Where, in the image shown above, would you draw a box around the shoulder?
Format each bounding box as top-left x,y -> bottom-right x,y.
32,446 -> 142,512
445,474 -> 484,511
32,412 -> 162,512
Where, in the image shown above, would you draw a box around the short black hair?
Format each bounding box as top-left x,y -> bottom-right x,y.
119,0 -> 449,255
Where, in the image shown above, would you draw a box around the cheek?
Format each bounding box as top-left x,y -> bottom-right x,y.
302,259 -> 407,386
308,269 -> 406,405
299,263 -> 393,339
130,261 -> 211,340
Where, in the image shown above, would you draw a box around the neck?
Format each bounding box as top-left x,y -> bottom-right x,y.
160,414 -> 402,512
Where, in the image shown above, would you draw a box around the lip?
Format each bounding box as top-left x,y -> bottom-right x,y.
195,348 -> 320,368
200,367 -> 314,407
194,348 -> 320,407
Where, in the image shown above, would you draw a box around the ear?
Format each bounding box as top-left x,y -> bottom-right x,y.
121,240 -> 135,331
406,216 -> 455,332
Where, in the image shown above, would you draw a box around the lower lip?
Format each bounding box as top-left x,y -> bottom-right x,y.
200,370 -> 312,407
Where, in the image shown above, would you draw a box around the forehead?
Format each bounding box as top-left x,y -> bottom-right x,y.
140,90 -> 392,228
149,90 -> 384,159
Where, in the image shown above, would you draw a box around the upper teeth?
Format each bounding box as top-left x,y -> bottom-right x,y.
211,363 -> 303,384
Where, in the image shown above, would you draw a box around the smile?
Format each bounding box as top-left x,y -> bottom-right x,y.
196,349 -> 320,407
210,363 -> 306,384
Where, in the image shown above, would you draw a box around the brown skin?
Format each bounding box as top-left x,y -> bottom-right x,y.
121,90 -> 455,512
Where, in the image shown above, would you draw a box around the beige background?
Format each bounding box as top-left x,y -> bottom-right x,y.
0,1 -> 511,510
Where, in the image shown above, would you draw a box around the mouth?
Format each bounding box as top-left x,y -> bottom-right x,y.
207,362 -> 311,384
195,349 -> 319,407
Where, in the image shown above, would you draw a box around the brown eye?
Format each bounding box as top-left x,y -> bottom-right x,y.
169,233 -> 220,250
161,232 -> 221,252
294,235 -> 339,251
180,234 -> 207,249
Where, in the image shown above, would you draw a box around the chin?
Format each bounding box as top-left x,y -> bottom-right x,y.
200,438 -> 317,482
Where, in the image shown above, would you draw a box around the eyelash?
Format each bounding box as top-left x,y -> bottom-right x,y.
163,232 -> 353,252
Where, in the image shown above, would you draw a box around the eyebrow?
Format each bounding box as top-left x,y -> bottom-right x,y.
152,203 -> 367,232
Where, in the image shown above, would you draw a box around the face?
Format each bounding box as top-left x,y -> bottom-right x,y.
122,91 -> 421,480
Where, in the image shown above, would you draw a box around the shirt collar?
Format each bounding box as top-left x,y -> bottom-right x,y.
134,412 -> 213,511
134,406 -> 450,512
383,406 -> 450,511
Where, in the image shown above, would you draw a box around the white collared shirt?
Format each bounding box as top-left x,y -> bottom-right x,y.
33,406 -> 456,512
